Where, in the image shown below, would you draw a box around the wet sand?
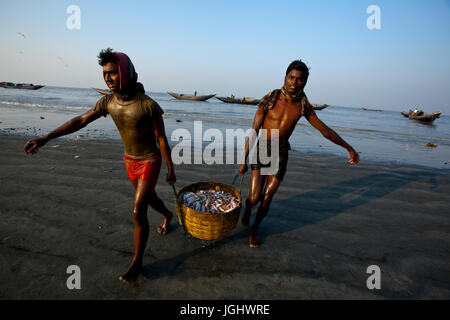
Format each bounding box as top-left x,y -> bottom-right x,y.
0,135 -> 449,299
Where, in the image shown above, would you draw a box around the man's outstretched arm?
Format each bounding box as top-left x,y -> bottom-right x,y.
306,110 -> 359,165
24,109 -> 102,154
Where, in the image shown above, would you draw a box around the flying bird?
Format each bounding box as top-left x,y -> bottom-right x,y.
17,32 -> 26,38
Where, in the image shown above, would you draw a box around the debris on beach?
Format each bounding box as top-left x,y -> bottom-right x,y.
176,119 -> 182,122
180,189 -> 239,213
40,116 -> 45,119
426,143 -> 437,148
74,155 -> 80,159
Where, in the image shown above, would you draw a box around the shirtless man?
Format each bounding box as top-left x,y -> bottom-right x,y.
24,48 -> 176,282
239,60 -> 359,248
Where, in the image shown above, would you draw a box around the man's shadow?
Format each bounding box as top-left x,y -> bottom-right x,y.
142,169 -> 441,280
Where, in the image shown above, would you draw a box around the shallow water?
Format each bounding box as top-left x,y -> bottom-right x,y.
1,86 -> 449,169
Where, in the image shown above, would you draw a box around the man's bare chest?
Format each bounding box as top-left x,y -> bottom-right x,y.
266,99 -> 303,124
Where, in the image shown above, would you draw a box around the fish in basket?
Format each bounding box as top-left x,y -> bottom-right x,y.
176,182 -> 242,240
181,189 -> 239,213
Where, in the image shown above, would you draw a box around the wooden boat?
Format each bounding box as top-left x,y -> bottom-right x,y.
216,96 -> 260,105
217,96 -> 329,110
312,103 -> 328,111
401,109 -> 441,123
93,88 -> 112,95
167,91 -> 215,101
362,107 -> 383,112
0,82 -> 44,90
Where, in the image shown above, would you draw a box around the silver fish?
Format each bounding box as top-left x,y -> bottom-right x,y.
180,189 -> 239,214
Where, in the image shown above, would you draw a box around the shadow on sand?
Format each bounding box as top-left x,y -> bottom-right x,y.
142,169 -> 441,280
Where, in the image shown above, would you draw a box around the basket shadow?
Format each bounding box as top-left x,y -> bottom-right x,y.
142,229 -> 248,281
142,169 -> 440,281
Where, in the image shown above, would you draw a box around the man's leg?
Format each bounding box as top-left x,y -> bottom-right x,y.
148,191 -> 173,235
119,179 -> 153,283
242,169 -> 266,227
249,175 -> 281,248
130,180 -> 173,235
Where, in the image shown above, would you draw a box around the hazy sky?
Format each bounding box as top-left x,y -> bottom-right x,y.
1,0 -> 449,112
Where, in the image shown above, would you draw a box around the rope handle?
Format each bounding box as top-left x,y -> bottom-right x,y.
231,172 -> 245,195
169,182 -> 185,229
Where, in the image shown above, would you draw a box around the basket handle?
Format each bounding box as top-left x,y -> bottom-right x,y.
169,182 -> 185,229
231,172 -> 245,195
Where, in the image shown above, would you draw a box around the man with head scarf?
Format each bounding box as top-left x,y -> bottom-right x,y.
24,48 -> 176,283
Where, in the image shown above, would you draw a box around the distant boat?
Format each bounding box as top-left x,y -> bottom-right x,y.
311,103 -> 328,111
93,88 -> 112,95
401,109 -> 441,123
0,82 -> 44,90
167,91 -> 215,101
362,107 -> 383,112
216,96 -> 260,105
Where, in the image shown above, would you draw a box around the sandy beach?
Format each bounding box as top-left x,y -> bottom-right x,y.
0,135 -> 449,299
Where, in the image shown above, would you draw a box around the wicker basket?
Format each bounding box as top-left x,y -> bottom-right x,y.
177,182 -> 242,240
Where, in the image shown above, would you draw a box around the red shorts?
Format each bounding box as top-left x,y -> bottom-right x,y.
123,155 -> 161,185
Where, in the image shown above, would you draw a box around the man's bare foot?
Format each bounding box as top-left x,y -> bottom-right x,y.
157,211 -> 173,235
119,259 -> 143,283
241,206 -> 251,228
249,229 -> 260,248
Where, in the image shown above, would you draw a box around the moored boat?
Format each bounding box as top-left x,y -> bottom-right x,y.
216,96 -> 260,105
401,109 -> 441,123
312,103 -> 328,110
0,82 -> 44,90
167,91 -> 215,101
362,107 -> 383,112
93,88 -> 112,95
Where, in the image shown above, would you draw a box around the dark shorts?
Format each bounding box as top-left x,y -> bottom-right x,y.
250,140 -> 290,181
